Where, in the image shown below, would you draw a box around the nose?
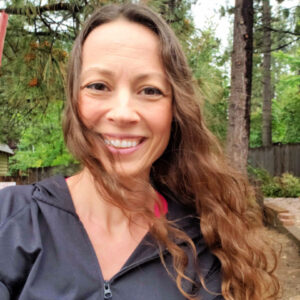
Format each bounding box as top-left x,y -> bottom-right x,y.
106,91 -> 140,125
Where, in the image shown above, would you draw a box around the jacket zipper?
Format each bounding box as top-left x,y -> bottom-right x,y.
77,219 -> 166,299
110,248 -> 168,282
103,281 -> 112,299
102,252 -> 164,299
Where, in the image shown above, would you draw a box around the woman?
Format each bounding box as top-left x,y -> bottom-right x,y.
0,4 -> 279,300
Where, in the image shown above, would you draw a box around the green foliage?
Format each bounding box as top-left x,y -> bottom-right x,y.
248,166 -> 300,197
187,29 -> 229,142
249,106 -> 262,147
9,101 -> 76,173
0,9 -> 70,144
150,0 -> 195,42
272,50 -> 300,144
249,54 -> 261,147
249,0 -> 299,147
274,50 -> 300,72
250,48 -> 300,147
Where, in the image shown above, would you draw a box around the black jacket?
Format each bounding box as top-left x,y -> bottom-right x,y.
0,176 -> 223,300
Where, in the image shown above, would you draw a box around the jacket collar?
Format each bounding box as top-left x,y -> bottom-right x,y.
32,175 -> 78,217
32,175 -> 200,240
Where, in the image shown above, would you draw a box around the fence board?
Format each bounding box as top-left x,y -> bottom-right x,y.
248,144 -> 300,176
0,152 -> 8,176
0,164 -> 81,185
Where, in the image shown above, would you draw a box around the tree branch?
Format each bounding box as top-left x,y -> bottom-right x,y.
265,26 -> 300,36
6,27 -> 75,40
2,3 -> 84,16
255,37 -> 300,53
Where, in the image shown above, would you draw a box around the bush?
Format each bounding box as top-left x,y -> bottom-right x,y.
248,166 -> 300,197
279,173 -> 300,197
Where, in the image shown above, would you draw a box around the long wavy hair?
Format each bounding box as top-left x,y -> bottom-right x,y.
63,3 -> 279,299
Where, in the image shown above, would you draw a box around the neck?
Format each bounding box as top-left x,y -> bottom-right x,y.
67,168 -> 153,235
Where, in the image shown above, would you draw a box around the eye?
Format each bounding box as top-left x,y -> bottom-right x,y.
86,83 -> 109,91
141,87 -> 163,96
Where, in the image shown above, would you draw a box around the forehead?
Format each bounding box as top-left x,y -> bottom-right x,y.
82,19 -> 162,61
80,19 -> 169,84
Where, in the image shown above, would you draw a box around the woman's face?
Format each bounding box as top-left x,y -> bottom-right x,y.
79,19 -> 173,180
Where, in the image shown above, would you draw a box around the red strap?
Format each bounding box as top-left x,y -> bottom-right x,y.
154,192 -> 168,217
0,11 -> 9,66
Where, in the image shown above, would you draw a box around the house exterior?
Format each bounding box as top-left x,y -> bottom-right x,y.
0,144 -> 14,176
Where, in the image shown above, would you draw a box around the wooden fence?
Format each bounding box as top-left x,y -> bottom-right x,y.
248,144 -> 300,177
0,164 -> 80,185
0,152 -> 9,176
1,145 -> 299,185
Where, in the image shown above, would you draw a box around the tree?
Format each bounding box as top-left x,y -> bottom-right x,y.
227,0 -> 254,173
0,0 -> 76,145
262,0 -> 272,146
9,101 -> 76,173
249,0 -> 300,147
272,50 -> 300,144
187,27 -> 230,143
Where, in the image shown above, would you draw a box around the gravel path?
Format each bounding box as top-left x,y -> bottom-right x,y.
266,228 -> 300,299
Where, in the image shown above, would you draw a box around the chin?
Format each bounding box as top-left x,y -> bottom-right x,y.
110,163 -> 151,181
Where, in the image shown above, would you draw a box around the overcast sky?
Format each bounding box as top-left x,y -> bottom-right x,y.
1,0 -> 298,48
192,0 -> 299,49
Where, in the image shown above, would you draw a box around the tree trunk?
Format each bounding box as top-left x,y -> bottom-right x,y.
227,0 -> 254,174
262,0 -> 272,147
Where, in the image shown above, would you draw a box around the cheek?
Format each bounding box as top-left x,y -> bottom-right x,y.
149,104 -> 173,138
78,98 -> 104,128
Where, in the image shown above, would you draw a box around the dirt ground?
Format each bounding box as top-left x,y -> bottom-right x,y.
266,228 -> 300,299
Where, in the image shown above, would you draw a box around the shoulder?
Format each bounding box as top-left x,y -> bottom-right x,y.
0,183 -> 39,295
0,175 -> 73,228
0,176 -> 74,295
0,183 -> 35,227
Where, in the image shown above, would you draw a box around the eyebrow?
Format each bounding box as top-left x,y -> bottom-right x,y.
80,67 -> 169,83
80,67 -> 114,80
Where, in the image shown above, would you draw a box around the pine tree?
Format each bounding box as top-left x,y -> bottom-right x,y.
227,0 -> 254,173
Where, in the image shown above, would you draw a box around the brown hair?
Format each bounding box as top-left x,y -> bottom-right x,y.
63,3 -> 279,299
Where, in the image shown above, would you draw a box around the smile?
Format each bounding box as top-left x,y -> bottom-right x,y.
102,135 -> 145,154
104,139 -> 140,148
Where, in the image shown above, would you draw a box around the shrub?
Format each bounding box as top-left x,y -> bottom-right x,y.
248,166 -> 300,197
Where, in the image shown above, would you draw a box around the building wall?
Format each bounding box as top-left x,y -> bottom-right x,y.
0,152 -> 8,176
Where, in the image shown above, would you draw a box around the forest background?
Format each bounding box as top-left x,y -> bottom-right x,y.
0,0 -> 299,194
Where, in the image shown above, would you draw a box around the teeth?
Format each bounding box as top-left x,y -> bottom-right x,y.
104,138 -> 139,148
113,140 -> 121,147
121,140 -> 127,148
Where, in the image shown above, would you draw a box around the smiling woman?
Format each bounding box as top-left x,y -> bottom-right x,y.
0,3 -> 279,300
78,19 -> 172,179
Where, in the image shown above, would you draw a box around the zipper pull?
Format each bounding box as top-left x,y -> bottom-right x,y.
104,282 -> 112,299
